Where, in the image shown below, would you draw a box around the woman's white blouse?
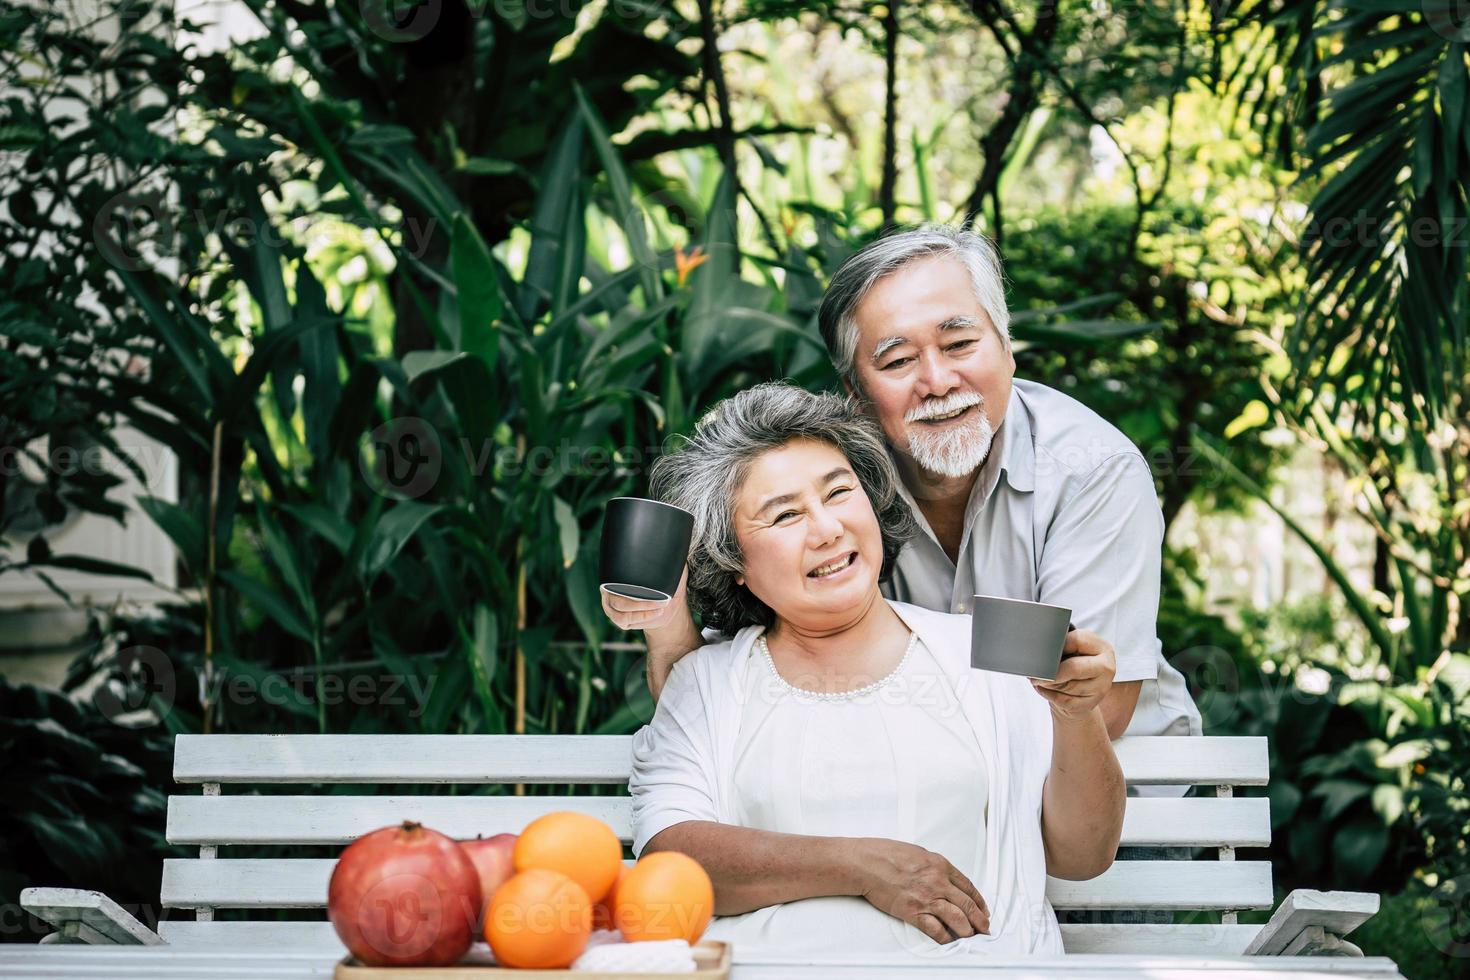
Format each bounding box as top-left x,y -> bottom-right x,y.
628,600 -> 1064,959
708,636 -> 991,956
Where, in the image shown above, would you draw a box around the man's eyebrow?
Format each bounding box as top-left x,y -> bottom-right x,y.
754,467 -> 854,518
870,336 -> 908,363
869,316 -> 982,363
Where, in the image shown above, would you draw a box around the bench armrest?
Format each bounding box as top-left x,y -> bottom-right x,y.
20,888 -> 163,945
1244,889 -> 1379,956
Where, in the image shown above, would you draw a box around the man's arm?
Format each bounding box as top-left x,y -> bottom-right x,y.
1031,631 -> 1126,879
1039,709 -> 1126,878
602,567 -> 706,701
644,617 -> 704,702
1037,453 -> 1169,737
1100,681 -> 1141,740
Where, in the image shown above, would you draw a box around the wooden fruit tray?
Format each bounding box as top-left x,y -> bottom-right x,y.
334,940 -> 731,979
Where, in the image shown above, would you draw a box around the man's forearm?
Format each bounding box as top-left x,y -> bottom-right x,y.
644,615 -> 706,701
1100,680 -> 1141,740
1041,709 -> 1125,879
643,821 -> 863,915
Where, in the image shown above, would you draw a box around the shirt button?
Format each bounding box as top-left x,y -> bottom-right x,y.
956,602 -> 967,613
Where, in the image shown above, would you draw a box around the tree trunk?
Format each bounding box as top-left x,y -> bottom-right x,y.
964,0 -> 1060,238
878,0 -> 900,231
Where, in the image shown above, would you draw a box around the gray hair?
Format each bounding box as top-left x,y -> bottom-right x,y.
649,382 -> 919,632
817,224 -> 1010,390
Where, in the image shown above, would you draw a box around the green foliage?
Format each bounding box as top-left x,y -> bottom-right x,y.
0,674 -> 179,940
1194,595 -> 1440,894
1003,202 -> 1290,527
1352,879 -> 1466,980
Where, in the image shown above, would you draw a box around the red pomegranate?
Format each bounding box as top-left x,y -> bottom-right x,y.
327,821 -> 481,967
460,833 -> 517,925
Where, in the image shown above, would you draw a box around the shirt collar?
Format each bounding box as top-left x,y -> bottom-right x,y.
995,383 -> 1035,494
960,385 -> 1036,521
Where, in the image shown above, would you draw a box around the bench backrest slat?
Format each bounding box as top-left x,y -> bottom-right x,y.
165,795 -> 1271,849
159,858 -> 1274,912
173,734 -> 1269,786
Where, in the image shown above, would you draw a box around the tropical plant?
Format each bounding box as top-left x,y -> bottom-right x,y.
0,673 -> 179,941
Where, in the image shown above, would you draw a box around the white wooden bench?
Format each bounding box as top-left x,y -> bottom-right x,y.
22,734 -> 1381,960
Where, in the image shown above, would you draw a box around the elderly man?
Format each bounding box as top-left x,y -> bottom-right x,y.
607,225 -> 1199,773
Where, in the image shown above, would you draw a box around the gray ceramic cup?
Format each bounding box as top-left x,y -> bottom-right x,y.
599,497 -> 694,601
968,594 -> 1073,680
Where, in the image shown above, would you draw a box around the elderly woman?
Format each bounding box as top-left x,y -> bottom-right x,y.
626,382 -> 1124,960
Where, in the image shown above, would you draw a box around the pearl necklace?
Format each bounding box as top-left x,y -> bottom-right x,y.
757,631 -> 917,702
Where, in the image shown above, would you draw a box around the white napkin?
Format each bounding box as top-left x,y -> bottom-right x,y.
570,929 -> 698,972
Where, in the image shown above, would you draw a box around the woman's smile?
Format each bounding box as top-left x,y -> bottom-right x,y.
807,550 -> 859,581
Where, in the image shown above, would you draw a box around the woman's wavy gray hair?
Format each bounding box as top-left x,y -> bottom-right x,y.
649,382 -> 919,633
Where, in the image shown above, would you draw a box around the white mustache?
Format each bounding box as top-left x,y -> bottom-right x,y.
905,392 -> 983,423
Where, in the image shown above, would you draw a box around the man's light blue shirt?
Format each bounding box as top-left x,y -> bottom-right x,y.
882,379 -> 1201,795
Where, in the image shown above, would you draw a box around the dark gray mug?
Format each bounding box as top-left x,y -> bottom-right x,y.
599,497 -> 694,601
968,594 -> 1072,680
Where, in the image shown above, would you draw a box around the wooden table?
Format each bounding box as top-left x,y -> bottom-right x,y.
0,947 -> 1408,979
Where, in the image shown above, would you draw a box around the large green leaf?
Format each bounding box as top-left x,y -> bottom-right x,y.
520,110 -> 586,323
219,569 -> 311,641
137,496 -> 204,576
552,495 -> 579,570
451,214 -> 504,371
680,170 -> 738,382
361,501 -> 444,581
575,83 -> 662,304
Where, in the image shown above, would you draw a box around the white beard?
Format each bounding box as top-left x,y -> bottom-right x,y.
905,400 -> 994,479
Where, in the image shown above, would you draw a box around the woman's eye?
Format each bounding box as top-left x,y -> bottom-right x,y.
773,511 -> 798,524
827,487 -> 851,500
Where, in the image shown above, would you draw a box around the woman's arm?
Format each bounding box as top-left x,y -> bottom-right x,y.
643,822 -> 860,914
643,822 -> 990,943
1029,630 -> 1127,880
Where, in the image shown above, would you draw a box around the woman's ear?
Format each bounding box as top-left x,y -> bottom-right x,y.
735,575 -> 745,586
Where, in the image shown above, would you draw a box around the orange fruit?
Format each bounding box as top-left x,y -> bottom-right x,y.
614,851 -> 714,943
485,869 -> 591,969
513,812 -> 623,905
591,865 -> 628,931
